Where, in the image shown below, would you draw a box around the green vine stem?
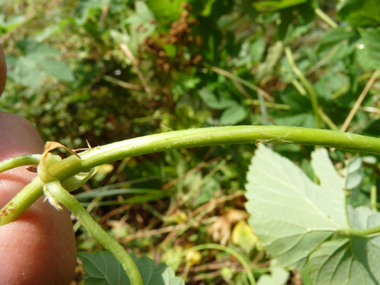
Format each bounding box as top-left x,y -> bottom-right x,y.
47,181 -> 143,285
0,154 -> 40,173
2,125 -> 380,234
184,243 -> 256,285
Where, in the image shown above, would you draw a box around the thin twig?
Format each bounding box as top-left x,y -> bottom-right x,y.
361,106 -> 380,114
99,204 -> 131,224
285,47 -> 321,128
103,75 -> 142,90
211,66 -> 273,102
318,108 -> 339,131
189,261 -> 242,272
191,190 -> 245,217
99,4 -> 109,27
304,45 -> 338,76
162,162 -> 206,190
341,70 -> 379,132
314,8 -> 338,28
121,224 -> 182,243
119,43 -> 153,99
245,99 -> 290,110
160,190 -> 245,247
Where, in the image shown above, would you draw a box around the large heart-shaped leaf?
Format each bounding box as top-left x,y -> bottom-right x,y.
245,145 -> 380,284
245,145 -> 347,270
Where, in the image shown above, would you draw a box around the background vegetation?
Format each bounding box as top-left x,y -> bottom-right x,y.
2,0 -> 380,284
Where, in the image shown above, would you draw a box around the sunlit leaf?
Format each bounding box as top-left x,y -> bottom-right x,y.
344,155 -> 363,190
257,260 -> 289,285
246,145 -> 380,284
231,220 -> 258,253
245,145 -> 347,269
309,207 -> 380,285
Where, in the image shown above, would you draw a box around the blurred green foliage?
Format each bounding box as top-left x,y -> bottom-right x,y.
2,0 -> 380,283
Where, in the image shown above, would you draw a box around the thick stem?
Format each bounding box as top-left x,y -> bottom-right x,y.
2,126 -> 380,226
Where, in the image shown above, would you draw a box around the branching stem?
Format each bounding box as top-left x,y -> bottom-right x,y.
2,126 -> 380,230
47,181 -> 143,285
0,154 -> 40,173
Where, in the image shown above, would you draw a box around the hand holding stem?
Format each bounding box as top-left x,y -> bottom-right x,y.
0,111 -> 76,285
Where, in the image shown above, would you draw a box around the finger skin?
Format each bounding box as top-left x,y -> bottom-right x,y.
0,112 -> 77,285
0,43 -> 6,96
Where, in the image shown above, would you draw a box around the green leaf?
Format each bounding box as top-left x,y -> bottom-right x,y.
38,59 -> 75,82
344,156 -> 363,190
309,207 -> 380,285
198,87 -> 235,110
0,15 -> 26,32
231,220 -> 258,253
257,260 -> 290,285
78,251 -> 129,285
253,0 -> 307,11
17,39 -> 61,60
194,177 -> 219,206
125,1 -> 156,55
75,0 -> 110,25
7,56 -> 41,87
330,41 -> 356,61
256,41 -> 284,81
246,146 -> 380,284
163,44 -> 177,58
220,104 -> 246,125
146,0 -> 185,23
61,165 -> 98,191
360,28 -> 380,71
278,1 -> 315,41
274,113 -> 315,128
202,0 -> 217,16
8,39 -> 74,85
161,246 -> 184,272
78,251 -> 184,285
314,72 -> 348,100
245,145 -> 347,270
318,27 -> 358,52
338,0 -> 380,27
